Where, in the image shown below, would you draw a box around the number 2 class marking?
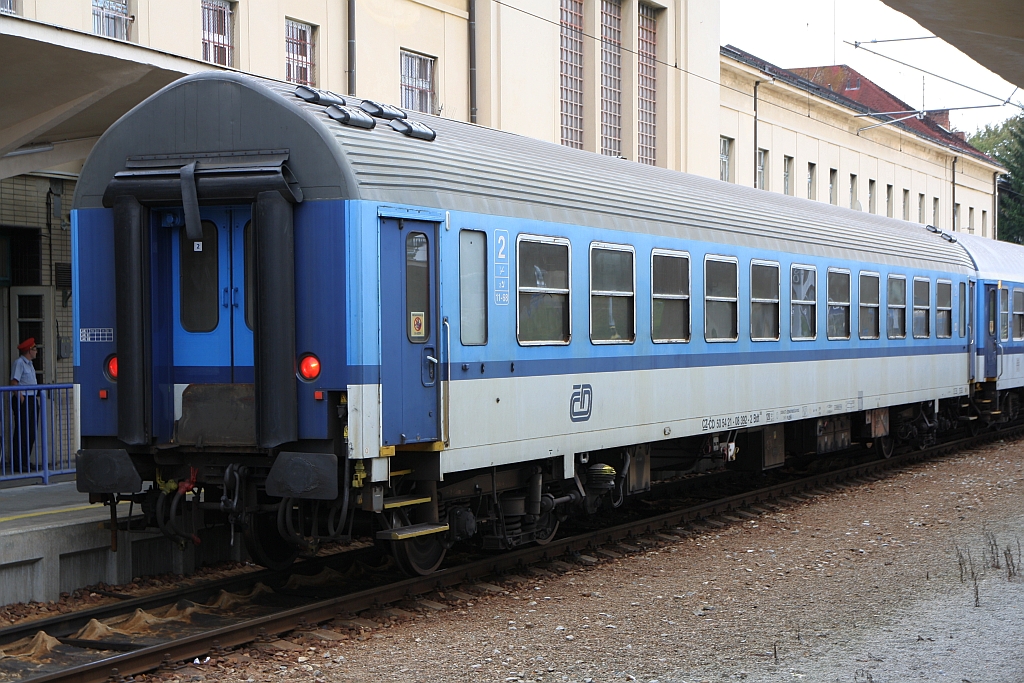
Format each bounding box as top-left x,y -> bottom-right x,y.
494,229 -> 510,306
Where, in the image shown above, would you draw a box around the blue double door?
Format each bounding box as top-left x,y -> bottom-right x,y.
171,207 -> 254,383
380,218 -> 440,446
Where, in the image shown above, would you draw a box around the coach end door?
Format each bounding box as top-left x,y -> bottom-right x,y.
983,284 -> 1001,380
380,218 -> 440,446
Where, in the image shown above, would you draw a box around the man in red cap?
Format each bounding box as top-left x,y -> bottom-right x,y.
10,337 -> 38,473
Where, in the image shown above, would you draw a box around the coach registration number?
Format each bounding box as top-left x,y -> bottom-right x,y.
701,412 -> 762,432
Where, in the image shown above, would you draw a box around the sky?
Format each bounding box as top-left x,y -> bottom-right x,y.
720,0 -> 1022,136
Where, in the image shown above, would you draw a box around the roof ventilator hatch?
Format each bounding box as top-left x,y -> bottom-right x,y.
292,85 -> 347,107
359,100 -> 407,120
390,118 -> 436,142
325,105 -> 376,130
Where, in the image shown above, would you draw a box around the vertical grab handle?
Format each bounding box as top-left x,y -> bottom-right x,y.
443,317 -> 451,447
222,287 -> 230,308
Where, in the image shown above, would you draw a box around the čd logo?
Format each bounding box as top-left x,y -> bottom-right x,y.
570,384 -> 593,422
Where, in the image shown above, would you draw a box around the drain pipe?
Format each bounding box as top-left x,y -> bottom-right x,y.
347,0 -> 356,96
951,156 -> 957,231
469,0 -> 478,123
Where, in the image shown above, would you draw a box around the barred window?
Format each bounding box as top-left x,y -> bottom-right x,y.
826,269 -> 851,340
1014,290 -> 1024,341
913,278 -> 930,339
637,4 -> 657,165
590,245 -> 635,343
859,272 -> 880,340
652,251 -> 689,343
791,265 -> 816,340
750,261 -> 780,341
936,281 -> 952,339
705,257 -> 738,342
559,0 -> 584,149
401,50 -> 436,114
887,275 -> 906,339
783,156 -> 793,196
756,149 -> 767,190
93,0 -> 130,40
518,237 -> 571,344
600,0 -> 623,157
807,163 -> 816,200
719,137 -> 732,182
202,0 -> 233,67
285,19 -> 316,86
0,0 -> 16,15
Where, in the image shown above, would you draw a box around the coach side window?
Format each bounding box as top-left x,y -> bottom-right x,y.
936,281 -> 952,339
859,272 -> 880,339
459,230 -> 487,345
705,256 -> 738,342
750,260 -> 780,341
1001,287 -> 1011,341
791,265 -> 816,340
590,244 -> 635,343
887,275 -> 906,339
912,278 -> 930,338
959,282 -> 967,339
517,236 -> 571,344
652,250 -> 690,342
1014,289 -> 1024,341
826,269 -> 851,340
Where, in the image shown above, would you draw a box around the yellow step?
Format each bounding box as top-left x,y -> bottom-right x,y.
382,495 -> 432,509
376,523 -> 449,541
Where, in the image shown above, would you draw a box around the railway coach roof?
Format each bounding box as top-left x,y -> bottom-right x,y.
75,72 -> 974,271
955,232 -> 1024,282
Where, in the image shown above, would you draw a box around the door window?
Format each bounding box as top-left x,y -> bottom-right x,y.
406,232 -> 431,343
1000,288 -> 1010,341
179,220 -> 220,333
244,221 -> 255,330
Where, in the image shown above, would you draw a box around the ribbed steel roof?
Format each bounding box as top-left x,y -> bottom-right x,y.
955,232 -> 1024,281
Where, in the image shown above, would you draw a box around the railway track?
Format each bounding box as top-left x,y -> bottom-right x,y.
8,426 -> 1021,683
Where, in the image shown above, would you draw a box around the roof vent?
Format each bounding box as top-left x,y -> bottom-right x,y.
389,119 -> 436,141
941,233 -> 957,244
359,100 -> 407,120
325,105 -> 376,130
925,224 -> 940,234
293,85 -> 346,107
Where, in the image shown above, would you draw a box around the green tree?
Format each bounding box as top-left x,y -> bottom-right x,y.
970,115 -> 1024,244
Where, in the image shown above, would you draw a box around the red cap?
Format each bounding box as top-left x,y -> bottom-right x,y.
17,338 -> 35,352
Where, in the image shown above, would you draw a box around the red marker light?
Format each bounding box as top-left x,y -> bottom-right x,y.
298,354 -> 321,381
314,390 -> 325,401
105,355 -> 118,381
99,389 -> 108,399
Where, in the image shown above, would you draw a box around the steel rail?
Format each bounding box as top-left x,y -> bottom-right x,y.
25,426 -> 1022,683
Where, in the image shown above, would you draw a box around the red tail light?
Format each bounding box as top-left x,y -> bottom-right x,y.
105,355 -> 118,381
298,354 -> 321,381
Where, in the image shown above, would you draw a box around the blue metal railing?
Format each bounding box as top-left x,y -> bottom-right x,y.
0,384 -> 76,485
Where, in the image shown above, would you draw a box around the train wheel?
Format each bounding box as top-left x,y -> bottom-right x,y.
389,510 -> 446,575
243,512 -> 298,571
879,435 -> 895,459
534,513 -> 559,546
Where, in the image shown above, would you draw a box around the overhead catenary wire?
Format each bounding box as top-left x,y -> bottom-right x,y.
488,0 -> 1005,173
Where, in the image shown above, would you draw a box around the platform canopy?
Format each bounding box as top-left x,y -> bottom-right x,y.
881,0 -> 1024,89
0,14 -> 217,181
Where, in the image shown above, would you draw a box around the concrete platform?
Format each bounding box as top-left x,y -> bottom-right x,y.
0,482 -> 244,605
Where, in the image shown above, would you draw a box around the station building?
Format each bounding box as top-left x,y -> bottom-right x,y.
0,0 -> 1004,460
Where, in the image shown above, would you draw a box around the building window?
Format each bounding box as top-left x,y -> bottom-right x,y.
651,250 -> 690,343
459,231 -> 487,345
201,0 -> 233,67
968,206 -> 975,234
517,236 -> 571,345
559,0 -> 584,149
637,4 -> 657,166
953,203 -> 961,231
850,174 -> 858,209
918,193 -> 925,223
783,156 -> 793,196
913,278 -> 930,338
826,269 -> 851,340
983,210 -> 989,237
859,272 -> 880,339
887,275 -> 906,339
705,257 -> 738,342
936,281 -> 952,338
590,244 -> 635,343
600,0 -> 623,157
791,265 -> 817,340
932,197 -> 940,227
756,149 -> 767,190
1014,289 -> 1024,341
750,261 -> 780,341
886,184 -> 893,218
868,179 -> 876,213
401,51 -> 436,114
93,0 -> 131,40
0,0 -> 17,15
285,19 -> 316,86
903,189 -> 910,221
807,163 -> 817,200
829,169 -> 838,205
719,137 -> 732,182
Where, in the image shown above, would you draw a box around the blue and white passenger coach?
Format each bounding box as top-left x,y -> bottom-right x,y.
71,72 -> 1001,574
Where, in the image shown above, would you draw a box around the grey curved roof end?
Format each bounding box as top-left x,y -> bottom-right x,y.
75,71 -> 973,272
